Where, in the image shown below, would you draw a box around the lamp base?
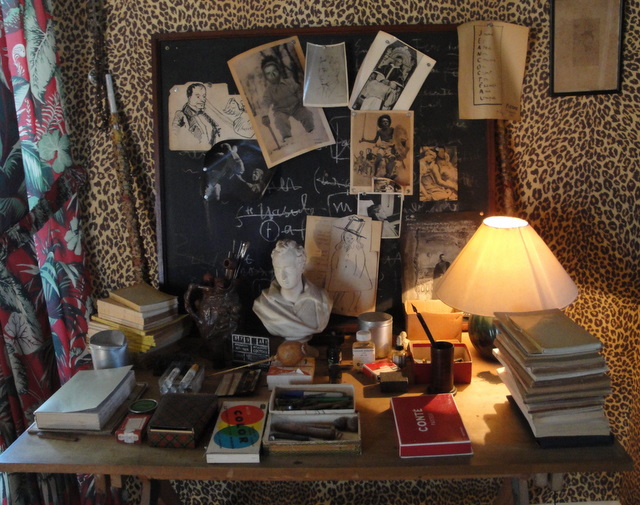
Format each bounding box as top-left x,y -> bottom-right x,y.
468,315 -> 499,361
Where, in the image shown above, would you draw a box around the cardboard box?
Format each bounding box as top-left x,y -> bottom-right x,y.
410,341 -> 472,384
266,358 -> 315,390
404,300 -> 463,341
264,385 -> 360,455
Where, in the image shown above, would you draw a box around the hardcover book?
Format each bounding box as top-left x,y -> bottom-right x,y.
147,393 -> 218,449
206,401 -> 268,463
34,366 -> 136,431
97,297 -> 178,325
108,282 -> 178,313
390,394 -> 473,458
494,309 -> 602,356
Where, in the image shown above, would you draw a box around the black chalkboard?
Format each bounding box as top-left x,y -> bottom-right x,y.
152,25 -> 495,331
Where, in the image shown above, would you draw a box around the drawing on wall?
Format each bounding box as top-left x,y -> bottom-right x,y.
357,193 -> 403,239
418,146 -> 459,202
168,82 -> 254,151
201,139 -> 273,206
228,36 -> 335,168
349,31 -> 436,111
350,110 -> 413,195
303,42 -> 349,107
400,212 -> 482,301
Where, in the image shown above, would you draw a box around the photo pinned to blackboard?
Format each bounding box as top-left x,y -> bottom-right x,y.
418,146 -> 459,203
400,212 -> 483,302
357,192 -> 403,239
350,110 -> 413,195
349,31 -> 436,111
228,36 -> 335,168
168,82 -> 255,152
201,139 -> 274,203
303,42 -> 349,107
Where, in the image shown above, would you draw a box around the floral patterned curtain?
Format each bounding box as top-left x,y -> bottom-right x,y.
0,1 -> 121,504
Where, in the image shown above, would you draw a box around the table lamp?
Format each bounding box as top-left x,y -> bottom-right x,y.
434,216 -> 578,360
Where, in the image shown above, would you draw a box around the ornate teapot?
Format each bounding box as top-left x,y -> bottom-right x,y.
184,276 -> 241,368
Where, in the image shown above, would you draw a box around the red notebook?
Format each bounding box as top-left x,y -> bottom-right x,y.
390,394 -> 473,458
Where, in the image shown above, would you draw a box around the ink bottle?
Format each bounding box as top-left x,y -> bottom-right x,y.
352,330 -> 375,372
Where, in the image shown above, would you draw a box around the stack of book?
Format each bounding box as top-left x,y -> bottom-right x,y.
493,308 -> 613,448
89,282 -> 191,354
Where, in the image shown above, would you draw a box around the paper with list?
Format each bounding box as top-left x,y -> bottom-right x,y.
457,21 -> 529,121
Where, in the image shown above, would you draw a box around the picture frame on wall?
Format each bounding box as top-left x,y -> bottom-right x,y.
550,0 -> 624,96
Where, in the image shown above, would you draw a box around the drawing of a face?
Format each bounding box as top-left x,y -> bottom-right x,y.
188,85 -> 206,112
318,57 -> 333,85
263,63 -> 281,84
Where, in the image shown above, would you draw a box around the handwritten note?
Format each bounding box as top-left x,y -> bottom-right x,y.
457,21 -> 529,121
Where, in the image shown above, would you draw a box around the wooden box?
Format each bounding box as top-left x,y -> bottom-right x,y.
263,385 -> 361,455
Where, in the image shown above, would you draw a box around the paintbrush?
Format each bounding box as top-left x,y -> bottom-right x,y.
411,303 -> 437,346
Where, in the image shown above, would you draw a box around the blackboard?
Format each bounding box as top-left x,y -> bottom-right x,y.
151,25 -> 495,331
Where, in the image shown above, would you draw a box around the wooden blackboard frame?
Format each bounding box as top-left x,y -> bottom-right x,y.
151,25 -> 495,327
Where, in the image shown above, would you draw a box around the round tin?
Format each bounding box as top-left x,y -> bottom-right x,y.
358,311 -> 393,358
128,398 -> 158,414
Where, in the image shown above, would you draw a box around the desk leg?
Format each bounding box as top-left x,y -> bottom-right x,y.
494,477 -> 530,505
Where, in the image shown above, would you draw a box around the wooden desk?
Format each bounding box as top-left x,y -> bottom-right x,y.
0,336 -> 632,504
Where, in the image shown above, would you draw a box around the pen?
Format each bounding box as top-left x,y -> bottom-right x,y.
411,303 -> 437,346
177,364 -> 199,393
160,366 -> 181,394
277,390 -> 346,399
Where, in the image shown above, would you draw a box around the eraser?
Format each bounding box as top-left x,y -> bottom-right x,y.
379,371 -> 408,393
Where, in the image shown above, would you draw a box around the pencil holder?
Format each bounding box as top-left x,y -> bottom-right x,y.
428,341 -> 455,394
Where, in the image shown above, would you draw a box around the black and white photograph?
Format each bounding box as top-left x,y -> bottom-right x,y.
357,192 -> 403,239
349,31 -> 436,111
228,36 -> 335,168
303,42 -> 349,107
350,110 -> 413,195
400,212 -> 482,301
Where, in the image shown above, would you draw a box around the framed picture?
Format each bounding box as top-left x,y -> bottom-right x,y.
551,0 -> 624,96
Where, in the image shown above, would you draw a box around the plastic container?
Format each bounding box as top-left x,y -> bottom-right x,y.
89,330 -> 130,369
352,330 -> 375,371
358,312 -> 393,358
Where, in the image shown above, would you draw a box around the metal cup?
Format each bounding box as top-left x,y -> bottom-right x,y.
89,330 -> 130,369
428,341 -> 455,394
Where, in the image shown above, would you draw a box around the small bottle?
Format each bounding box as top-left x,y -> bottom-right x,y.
391,332 -> 409,369
352,330 -> 375,372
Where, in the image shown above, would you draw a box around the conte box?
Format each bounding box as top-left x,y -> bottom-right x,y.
410,341 -> 472,384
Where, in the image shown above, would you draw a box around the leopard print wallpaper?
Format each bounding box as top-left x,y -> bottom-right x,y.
53,0 -> 638,503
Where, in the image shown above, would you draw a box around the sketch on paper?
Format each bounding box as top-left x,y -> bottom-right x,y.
168,82 -> 254,151
303,42 -> 349,107
304,215 -> 381,317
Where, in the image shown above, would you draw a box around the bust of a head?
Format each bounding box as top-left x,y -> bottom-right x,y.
253,239 -> 332,340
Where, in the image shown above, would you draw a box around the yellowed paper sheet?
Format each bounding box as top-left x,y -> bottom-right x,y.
305,215 -> 381,317
457,21 -> 529,121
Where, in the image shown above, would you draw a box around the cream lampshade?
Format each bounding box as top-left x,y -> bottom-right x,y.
434,216 -> 578,359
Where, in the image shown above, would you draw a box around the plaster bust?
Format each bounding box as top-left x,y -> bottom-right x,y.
253,239 -> 332,340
